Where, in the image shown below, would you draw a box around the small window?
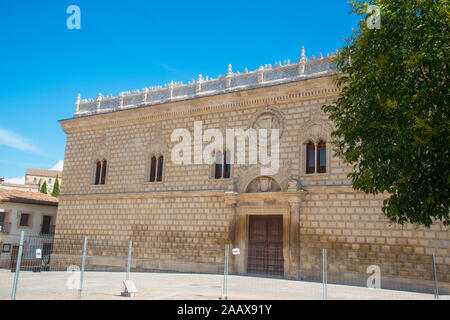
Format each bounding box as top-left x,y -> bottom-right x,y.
157,156 -> 164,182
149,155 -> 164,182
94,160 -> 107,185
306,142 -> 315,174
0,213 -> 5,230
19,214 -> 30,227
149,156 -> 157,182
48,179 -> 52,184
317,141 -> 326,173
214,150 -> 231,179
224,151 -> 231,179
101,160 -> 107,184
214,151 -> 223,179
95,161 -> 101,185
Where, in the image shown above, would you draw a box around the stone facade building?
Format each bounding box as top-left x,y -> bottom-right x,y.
0,188 -> 58,269
56,48 -> 449,293
25,169 -> 62,194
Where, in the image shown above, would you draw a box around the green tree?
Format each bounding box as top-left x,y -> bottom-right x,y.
40,181 -> 47,194
51,176 -> 60,197
323,0 -> 449,227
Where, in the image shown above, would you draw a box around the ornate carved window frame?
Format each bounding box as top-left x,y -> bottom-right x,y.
144,140 -> 167,184
91,158 -> 108,186
90,134 -> 111,187
298,120 -> 333,176
146,153 -> 165,183
210,149 -> 233,180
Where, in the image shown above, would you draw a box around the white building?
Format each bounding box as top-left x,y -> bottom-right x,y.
0,188 -> 58,270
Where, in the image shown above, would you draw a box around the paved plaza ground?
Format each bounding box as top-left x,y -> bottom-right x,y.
0,269 -> 447,300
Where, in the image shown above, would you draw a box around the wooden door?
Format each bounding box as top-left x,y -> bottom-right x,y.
247,215 -> 284,276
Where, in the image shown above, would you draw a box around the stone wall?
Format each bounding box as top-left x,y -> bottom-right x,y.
56,74 -> 450,293
299,187 -> 449,293
54,192 -> 231,273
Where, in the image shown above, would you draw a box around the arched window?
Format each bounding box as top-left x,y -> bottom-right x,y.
214,151 -> 223,179
306,141 -> 315,174
149,155 -> 164,182
94,160 -> 107,185
95,161 -> 102,185
223,151 -> 231,179
214,150 -> 231,179
317,141 -> 326,173
157,156 -> 164,182
101,160 -> 107,184
149,156 -> 157,182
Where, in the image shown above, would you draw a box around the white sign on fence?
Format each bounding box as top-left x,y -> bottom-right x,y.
232,248 -> 240,255
35,249 -> 42,259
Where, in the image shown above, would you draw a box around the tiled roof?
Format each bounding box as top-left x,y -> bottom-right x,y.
26,168 -> 62,178
0,188 -> 59,206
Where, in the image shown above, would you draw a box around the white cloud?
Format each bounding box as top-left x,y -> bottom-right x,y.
50,160 -> 64,171
4,176 -> 25,184
0,128 -> 38,153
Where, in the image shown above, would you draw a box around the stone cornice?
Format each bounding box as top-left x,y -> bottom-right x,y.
60,77 -> 340,134
59,189 -> 309,201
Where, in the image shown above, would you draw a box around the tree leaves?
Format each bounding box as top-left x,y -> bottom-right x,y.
322,0 -> 449,227
40,181 -> 47,195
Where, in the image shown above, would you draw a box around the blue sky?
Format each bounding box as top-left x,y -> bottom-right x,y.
0,0 -> 360,183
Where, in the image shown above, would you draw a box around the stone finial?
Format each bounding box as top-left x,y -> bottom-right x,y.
196,75 -> 203,94
168,81 -> 174,99
227,64 -> 233,76
244,68 -> 248,73
257,66 -> 264,82
298,46 -> 307,75
96,93 -> 103,111
118,91 -> 124,107
301,46 -> 306,61
75,93 -> 81,113
319,52 -> 323,59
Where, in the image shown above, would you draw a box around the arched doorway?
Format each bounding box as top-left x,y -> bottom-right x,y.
228,176 -> 304,279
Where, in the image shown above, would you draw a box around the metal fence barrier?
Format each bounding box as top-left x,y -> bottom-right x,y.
0,231 -> 447,300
